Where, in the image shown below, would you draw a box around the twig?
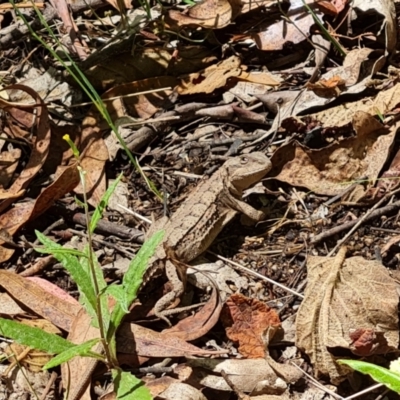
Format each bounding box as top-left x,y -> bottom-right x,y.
311,199 -> 400,246
208,251 -> 304,298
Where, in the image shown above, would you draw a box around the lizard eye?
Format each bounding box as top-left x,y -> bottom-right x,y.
240,156 -> 248,164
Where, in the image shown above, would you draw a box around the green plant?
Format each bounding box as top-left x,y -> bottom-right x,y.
0,139 -> 164,399
338,359 -> 400,394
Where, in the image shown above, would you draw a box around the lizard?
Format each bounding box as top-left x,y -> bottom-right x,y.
65,152 -> 271,400
143,152 -> 272,325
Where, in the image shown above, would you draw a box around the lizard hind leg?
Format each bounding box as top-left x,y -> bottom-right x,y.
153,260 -> 184,326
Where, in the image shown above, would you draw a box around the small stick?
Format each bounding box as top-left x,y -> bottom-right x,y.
311,199 -> 400,245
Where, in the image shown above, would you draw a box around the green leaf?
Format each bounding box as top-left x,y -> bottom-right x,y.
90,173 -> 123,234
35,231 -> 97,313
0,318 -> 73,354
108,230 -> 164,340
44,338 -> 103,369
338,360 -> 400,393
112,368 -> 152,400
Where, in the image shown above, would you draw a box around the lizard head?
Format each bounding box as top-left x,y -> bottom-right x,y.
225,152 -> 272,192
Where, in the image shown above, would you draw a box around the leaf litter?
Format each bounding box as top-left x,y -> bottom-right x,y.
1,0 -> 400,399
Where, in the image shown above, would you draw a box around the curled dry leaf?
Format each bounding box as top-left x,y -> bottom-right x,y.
221,293 -> 281,358
0,85 -> 51,214
295,247 -> 399,384
162,287 -> 223,341
116,322 -> 226,359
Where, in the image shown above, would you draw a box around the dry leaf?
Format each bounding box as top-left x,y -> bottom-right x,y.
187,358 -> 287,394
61,308 -> 101,400
0,270 -> 81,331
176,56 -> 242,95
0,163 -> 80,261
161,287 -> 223,341
0,85 -> 51,214
82,46 -> 217,91
116,322 -> 225,359
254,0 -> 323,51
221,293 -> 281,358
296,247 -> 399,384
166,0 -> 240,30
270,112 -> 398,197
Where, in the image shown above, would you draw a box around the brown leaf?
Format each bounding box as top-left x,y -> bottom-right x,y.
161,287 -> 223,341
0,148 -> 21,190
73,116 -> 108,207
98,76 -> 177,122
176,56 -> 242,95
61,308 -> 102,400
296,247 -> 399,384
0,84 -> 51,213
0,163 -> 80,261
221,293 -> 281,358
0,270 -> 81,331
116,322 -> 226,359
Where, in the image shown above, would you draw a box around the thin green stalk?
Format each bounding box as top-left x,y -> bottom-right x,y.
301,0 -> 347,57
77,166 -> 115,367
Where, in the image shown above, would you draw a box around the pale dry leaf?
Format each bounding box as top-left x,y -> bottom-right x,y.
0,292 -> 26,315
187,358 -> 286,394
362,146 -> 400,201
296,247 -> 399,384
257,48 -> 391,136
160,382 -> 207,400
107,179 -> 129,211
187,260 -> 249,299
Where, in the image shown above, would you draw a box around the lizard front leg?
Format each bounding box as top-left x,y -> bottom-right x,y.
223,194 -> 265,222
